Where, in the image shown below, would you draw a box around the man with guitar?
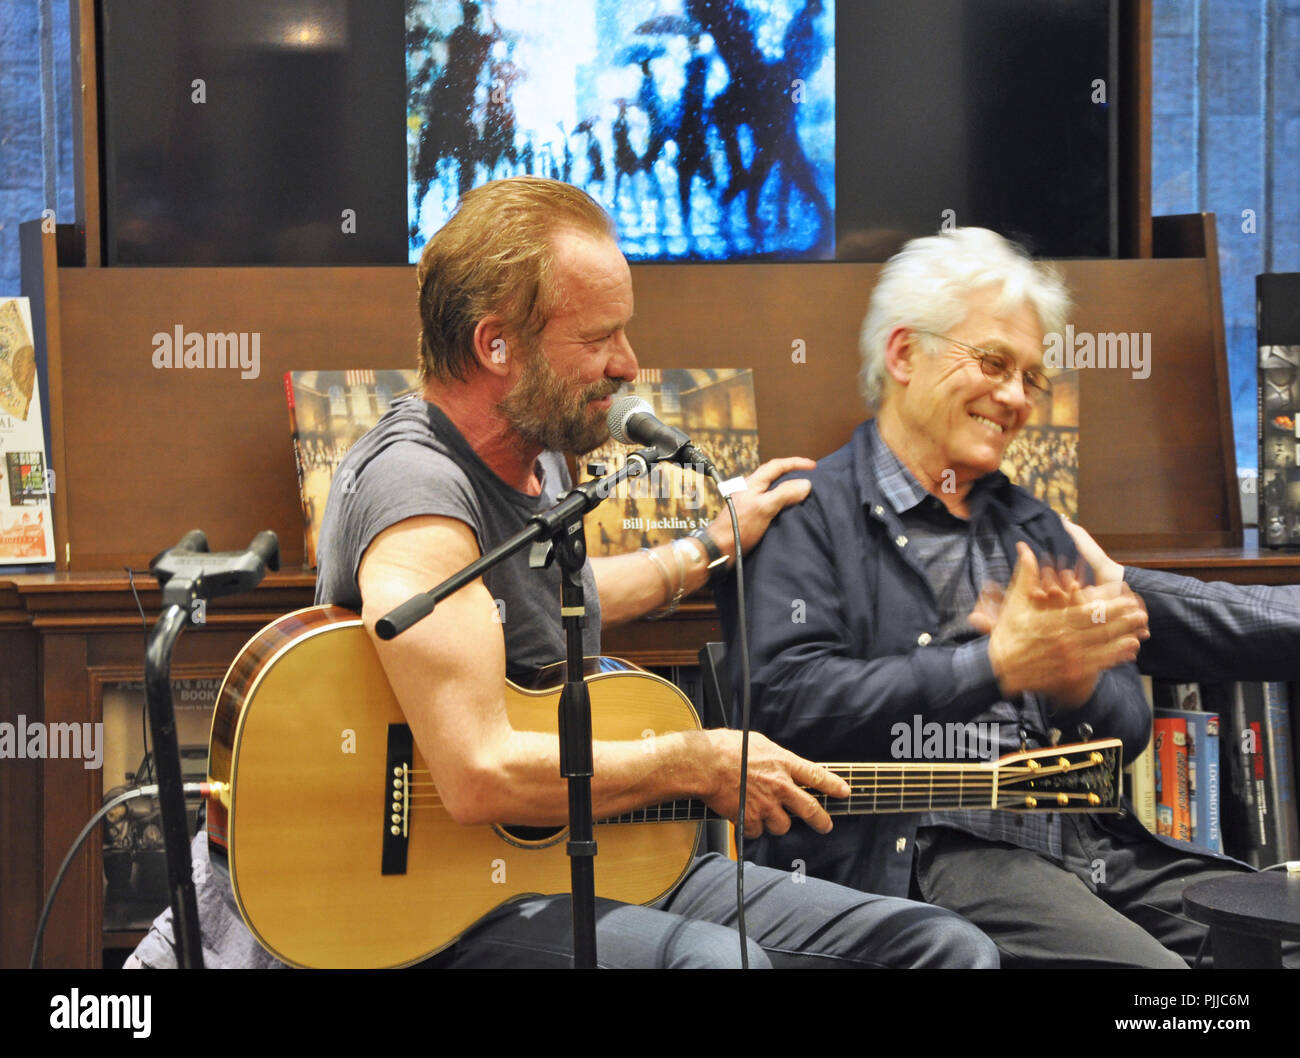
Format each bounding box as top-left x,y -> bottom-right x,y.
736,227 -> 1256,968
128,177 -> 997,969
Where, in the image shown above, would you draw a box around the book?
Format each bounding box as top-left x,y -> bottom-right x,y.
1214,682 -> 1275,866
1256,273 -> 1300,548
0,298 -> 55,566
1153,716 -> 1190,842
998,368 -> 1079,519
285,369 -> 421,568
581,368 -> 761,557
1261,682 -> 1299,862
1153,680 -> 1202,713
1159,722 -> 1190,847
1209,683 -> 1260,863
1126,676 -> 1157,832
1156,707 -> 1221,853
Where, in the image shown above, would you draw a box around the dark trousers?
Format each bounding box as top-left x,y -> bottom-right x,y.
912,817 -> 1258,968
434,853 -> 999,968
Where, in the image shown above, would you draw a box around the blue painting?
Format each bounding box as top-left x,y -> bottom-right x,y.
406,0 -> 835,261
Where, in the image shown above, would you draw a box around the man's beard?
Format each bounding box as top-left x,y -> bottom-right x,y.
496,346 -> 621,455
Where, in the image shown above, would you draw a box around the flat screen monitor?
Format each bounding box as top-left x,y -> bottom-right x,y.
98,0 -> 1117,265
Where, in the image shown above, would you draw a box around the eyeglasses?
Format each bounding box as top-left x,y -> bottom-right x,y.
913,331 -> 1053,402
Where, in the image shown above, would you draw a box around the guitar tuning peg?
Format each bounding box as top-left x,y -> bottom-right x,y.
1076,722 -> 1093,740
1048,727 -> 1061,746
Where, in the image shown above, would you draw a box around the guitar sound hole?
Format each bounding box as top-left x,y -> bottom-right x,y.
495,824 -> 567,848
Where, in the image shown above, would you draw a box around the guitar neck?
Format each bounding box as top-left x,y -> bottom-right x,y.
605,760 -> 1017,826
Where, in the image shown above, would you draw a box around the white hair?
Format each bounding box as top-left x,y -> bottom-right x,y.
857,227 -> 1072,410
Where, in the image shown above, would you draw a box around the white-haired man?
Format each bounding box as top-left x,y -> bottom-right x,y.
736,227 -> 1253,968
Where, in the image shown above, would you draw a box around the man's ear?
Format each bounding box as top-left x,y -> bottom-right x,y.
883,325 -> 917,386
470,315 -> 513,377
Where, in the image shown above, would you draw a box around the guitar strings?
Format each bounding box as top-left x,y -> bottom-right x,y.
403,787 -> 1102,810
402,766 -> 1103,813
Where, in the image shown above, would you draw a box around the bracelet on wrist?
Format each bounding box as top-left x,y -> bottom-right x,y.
689,526 -> 730,585
641,546 -> 681,621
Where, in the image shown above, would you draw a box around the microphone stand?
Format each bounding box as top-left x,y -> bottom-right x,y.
377,449 -> 657,969
146,529 -> 281,969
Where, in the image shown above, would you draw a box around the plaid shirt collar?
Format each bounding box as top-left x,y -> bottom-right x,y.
862,419 -> 1005,520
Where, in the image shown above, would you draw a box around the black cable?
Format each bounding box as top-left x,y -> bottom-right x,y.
29,782 -> 209,969
1192,931 -> 1210,969
125,566 -> 151,771
712,473 -> 752,969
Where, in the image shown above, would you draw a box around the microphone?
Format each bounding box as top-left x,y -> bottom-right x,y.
606,396 -> 716,474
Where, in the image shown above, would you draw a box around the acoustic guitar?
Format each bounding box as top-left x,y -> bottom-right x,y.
206,605 -> 1122,968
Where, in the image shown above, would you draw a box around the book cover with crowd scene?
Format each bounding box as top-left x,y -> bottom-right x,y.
581,368 -> 759,557
0,297 -> 56,566
285,369 -> 422,568
997,368 -> 1079,521
405,0 -> 835,262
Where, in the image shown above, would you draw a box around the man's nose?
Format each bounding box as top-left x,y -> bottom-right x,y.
992,370 -> 1031,413
609,331 -> 638,382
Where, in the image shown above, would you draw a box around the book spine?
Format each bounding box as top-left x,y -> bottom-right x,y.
1207,683 -> 1255,861
284,372 -> 312,568
1257,276 -> 1267,545
1204,712 -> 1221,854
1240,682 -> 1271,867
1263,682 -> 1300,861
1172,722 -> 1190,842
1158,708 -> 1222,854
1153,717 -> 1179,838
1126,676 -> 1157,832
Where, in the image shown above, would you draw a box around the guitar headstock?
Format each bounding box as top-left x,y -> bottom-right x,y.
994,739 -> 1123,812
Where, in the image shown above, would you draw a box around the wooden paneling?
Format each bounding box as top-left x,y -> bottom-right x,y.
70,0 -> 100,267
45,215 -> 1238,570
0,625 -> 41,969
1121,0 -> 1154,258
54,266 -> 415,569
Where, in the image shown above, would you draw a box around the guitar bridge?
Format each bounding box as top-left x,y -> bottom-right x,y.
382,724 -> 412,875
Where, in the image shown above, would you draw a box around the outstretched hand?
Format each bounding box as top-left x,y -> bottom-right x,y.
1062,517 -> 1124,585
704,457 -> 816,560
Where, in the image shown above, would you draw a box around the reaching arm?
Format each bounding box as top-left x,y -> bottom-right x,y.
358,514 -> 847,835
1065,518 -> 1300,681
593,457 -> 814,626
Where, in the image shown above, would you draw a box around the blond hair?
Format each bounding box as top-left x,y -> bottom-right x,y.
416,177 -> 616,382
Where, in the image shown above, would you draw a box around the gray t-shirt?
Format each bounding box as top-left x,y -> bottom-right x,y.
128,398 -> 603,968
314,395 -> 601,676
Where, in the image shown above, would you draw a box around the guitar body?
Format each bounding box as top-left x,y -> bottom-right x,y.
207,605 -> 702,968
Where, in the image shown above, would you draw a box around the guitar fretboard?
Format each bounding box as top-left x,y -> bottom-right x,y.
603,763 -> 1005,825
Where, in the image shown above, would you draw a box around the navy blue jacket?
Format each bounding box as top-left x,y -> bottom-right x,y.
727,422 -> 1152,898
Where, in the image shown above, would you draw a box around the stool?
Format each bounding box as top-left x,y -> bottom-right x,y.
1182,871 -> 1300,968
